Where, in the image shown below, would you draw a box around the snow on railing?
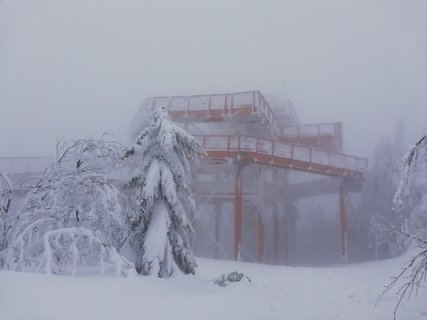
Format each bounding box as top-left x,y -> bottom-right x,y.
281,122 -> 343,151
146,92 -> 344,147
145,90 -> 284,138
145,92 -> 347,152
282,123 -> 342,138
145,91 -> 257,115
252,91 -> 281,137
197,135 -> 368,175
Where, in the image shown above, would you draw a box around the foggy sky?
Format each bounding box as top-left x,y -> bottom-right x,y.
1,0 -> 427,161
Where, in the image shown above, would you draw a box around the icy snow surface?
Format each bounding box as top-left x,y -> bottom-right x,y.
0,252 -> 426,320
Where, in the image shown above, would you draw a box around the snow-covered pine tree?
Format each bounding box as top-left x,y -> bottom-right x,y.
125,106 -> 203,278
1,138 -> 134,276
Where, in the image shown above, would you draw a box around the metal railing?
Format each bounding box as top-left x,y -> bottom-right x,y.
253,91 -> 281,137
145,90 -> 282,137
196,135 -> 368,174
281,122 -> 343,151
282,122 -> 341,137
145,91 -> 343,149
145,90 -> 255,113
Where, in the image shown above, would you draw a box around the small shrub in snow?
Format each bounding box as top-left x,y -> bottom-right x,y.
214,271 -> 251,287
124,107 -> 203,278
1,138 -> 134,276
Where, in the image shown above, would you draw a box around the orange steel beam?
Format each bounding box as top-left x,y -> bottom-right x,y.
339,185 -> 347,262
197,135 -> 367,180
257,213 -> 265,263
234,165 -> 243,260
205,151 -> 364,178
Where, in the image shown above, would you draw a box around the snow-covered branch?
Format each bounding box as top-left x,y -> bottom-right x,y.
2,138 -> 134,276
379,134 -> 427,318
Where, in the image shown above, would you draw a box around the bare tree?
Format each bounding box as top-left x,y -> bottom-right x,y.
380,135 -> 427,319
356,121 -> 407,260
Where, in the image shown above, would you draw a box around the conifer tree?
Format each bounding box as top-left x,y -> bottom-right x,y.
125,106 -> 203,277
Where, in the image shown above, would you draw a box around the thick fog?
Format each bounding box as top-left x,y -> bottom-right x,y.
1,0 -> 427,160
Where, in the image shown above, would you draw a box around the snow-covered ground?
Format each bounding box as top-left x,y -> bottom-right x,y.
0,252 -> 426,320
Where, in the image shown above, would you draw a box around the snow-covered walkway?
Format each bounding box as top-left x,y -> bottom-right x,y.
0,252 -> 426,320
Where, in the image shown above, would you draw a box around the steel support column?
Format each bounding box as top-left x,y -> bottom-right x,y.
234,164 -> 243,260
339,185 -> 348,262
256,165 -> 265,263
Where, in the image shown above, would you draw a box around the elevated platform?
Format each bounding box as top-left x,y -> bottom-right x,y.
145,90 -> 283,138
141,89 -> 368,263
145,90 -> 343,151
196,135 -> 367,179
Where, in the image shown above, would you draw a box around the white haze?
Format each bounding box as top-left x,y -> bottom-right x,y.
1,0 -> 427,159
